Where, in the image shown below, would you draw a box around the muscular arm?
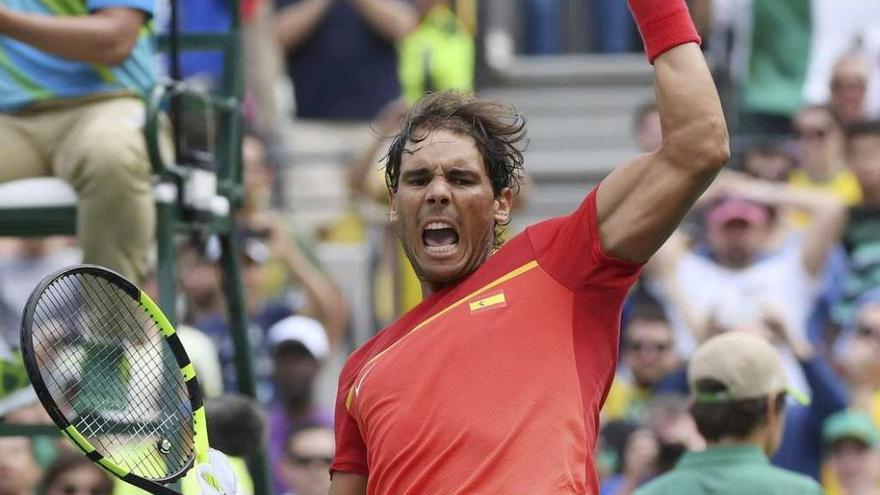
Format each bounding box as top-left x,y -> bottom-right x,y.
0,7 -> 145,65
262,213 -> 350,346
349,0 -> 418,42
274,0 -> 334,52
285,241 -> 350,348
329,472 -> 368,495
597,1 -> 729,264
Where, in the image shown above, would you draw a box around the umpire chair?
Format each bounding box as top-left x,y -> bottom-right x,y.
0,2 -> 272,494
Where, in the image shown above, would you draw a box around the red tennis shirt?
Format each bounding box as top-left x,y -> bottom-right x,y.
331,187 -> 642,494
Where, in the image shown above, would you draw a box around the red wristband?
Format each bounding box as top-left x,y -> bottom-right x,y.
628,0 -> 701,64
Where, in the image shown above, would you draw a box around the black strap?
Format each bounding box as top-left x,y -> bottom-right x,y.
168,0 -> 182,165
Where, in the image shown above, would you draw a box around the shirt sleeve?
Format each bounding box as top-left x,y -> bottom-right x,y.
330,355 -> 369,476
526,185 -> 642,291
87,0 -> 154,16
801,356 -> 849,427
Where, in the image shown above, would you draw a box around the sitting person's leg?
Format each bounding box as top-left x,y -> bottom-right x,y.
0,115 -> 52,182
52,96 -> 155,283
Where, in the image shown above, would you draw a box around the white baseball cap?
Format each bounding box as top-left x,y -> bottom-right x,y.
267,315 -> 329,360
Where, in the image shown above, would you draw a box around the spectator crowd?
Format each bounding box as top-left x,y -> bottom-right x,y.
0,0 -> 878,494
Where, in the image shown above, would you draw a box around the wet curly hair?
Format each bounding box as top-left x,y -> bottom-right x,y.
384,91 -> 528,247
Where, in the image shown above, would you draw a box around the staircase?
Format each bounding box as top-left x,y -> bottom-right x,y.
481,54 -> 655,230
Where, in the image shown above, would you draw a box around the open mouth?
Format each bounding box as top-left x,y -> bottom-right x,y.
422,221 -> 459,256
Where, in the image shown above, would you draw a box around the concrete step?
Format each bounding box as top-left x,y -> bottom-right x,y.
488,54 -> 654,87
474,54 -> 653,228
524,114 -> 636,149
483,86 -> 655,117
524,147 -> 637,181
513,183 -> 596,230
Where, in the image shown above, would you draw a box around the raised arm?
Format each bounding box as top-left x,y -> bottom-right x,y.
597,0 -> 730,264
349,0 -> 418,43
0,6 -> 145,65
763,305 -> 849,421
274,0 -> 334,52
645,230 -> 715,343
718,174 -> 847,278
263,214 -> 350,347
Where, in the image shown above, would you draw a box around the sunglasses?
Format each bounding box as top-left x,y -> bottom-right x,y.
857,325 -> 880,338
626,341 -> 671,353
831,79 -> 866,92
797,127 -> 828,141
290,455 -> 334,468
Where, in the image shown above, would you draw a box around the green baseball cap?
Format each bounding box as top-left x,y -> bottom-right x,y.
823,410 -> 880,448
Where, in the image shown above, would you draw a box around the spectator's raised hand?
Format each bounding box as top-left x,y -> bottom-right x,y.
711,171 -> 782,206
348,0 -> 418,42
761,302 -> 815,361
693,170 -> 755,207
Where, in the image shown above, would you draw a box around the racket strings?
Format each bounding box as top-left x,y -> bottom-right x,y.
40,276 -> 193,478
76,274 -> 194,474
31,272 -> 195,480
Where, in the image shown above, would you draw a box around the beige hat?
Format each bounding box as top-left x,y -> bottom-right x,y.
688,332 -> 808,405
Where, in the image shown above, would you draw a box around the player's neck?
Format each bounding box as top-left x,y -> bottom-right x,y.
420,280 -> 448,298
419,244 -> 495,298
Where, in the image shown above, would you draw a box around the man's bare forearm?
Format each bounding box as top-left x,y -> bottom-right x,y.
349,0 -> 417,42
594,0 -> 730,263
596,42 -> 729,262
653,44 -> 729,176
274,0 -> 333,52
285,246 -> 350,348
0,7 -> 144,65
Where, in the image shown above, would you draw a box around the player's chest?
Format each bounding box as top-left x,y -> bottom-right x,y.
351,265 -> 580,427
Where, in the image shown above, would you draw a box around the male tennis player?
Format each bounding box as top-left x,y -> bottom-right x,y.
330,0 -> 729,493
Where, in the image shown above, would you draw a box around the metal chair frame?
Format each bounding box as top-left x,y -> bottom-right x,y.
0,4 -> 272,494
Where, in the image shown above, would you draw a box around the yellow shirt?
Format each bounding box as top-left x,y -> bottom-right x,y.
788,169 -> 862,228
398,5 -> 474,105
602,377 -> 652,422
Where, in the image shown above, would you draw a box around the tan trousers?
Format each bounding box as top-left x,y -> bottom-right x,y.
0,96 -> 154,282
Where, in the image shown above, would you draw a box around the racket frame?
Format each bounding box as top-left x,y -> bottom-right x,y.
21,265 -> 210,495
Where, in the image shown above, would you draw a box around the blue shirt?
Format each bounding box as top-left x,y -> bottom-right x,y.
0,0 -> 155,112
275,0 -> 401,119
772,355 -> 849,479
168,0 -> 229,88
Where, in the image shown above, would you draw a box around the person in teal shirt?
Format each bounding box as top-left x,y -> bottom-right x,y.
0,0 -> 156,285
635,332 -> 824,495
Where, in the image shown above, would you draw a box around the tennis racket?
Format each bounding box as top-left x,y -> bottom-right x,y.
20,265 -> 213,495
